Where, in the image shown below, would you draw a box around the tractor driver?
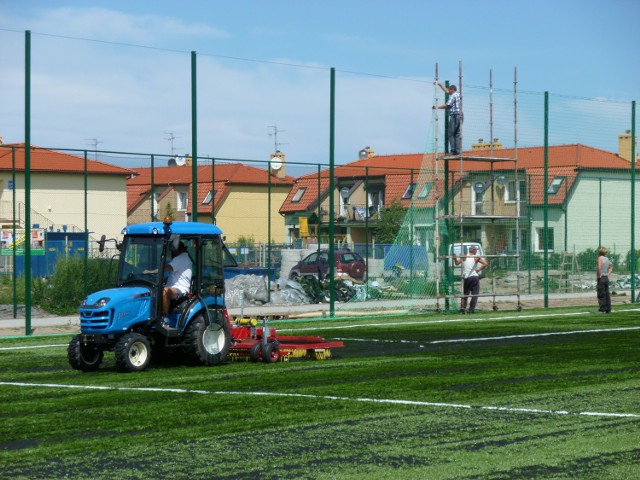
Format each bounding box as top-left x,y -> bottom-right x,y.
162,241 -> 193,317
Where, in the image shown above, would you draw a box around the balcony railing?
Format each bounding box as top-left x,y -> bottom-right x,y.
320,203 -> 384,223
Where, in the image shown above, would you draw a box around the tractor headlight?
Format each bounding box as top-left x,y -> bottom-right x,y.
94,297 -> 110,308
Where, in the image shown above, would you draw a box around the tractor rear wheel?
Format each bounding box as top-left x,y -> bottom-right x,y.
186,311 -> 231,366
68,335 -> 104,372
115,333 -> 151,372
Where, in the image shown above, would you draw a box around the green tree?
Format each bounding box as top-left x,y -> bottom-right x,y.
375,199 -> 406,244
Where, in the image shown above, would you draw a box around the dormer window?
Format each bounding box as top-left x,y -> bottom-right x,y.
292,187 -> 306,203
402,183 -> 417,200
547,177 -> 565,195
202,190 -> 216,205
417,182 -> 433,200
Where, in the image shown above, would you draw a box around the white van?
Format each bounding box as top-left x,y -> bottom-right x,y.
448,242 -> 485,278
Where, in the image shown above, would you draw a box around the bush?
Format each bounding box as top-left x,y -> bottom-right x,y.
1,257 -> 117,315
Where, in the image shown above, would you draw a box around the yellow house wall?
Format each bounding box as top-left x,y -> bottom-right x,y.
0,172 -> 127,240
214,185 -> 290,242
127,187 -> 191,226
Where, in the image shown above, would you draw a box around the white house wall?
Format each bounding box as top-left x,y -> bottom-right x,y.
0,172 -> 127,241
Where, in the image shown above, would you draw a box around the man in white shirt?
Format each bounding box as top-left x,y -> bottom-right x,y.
454,246 -> 488,313
162,241 -> 192,316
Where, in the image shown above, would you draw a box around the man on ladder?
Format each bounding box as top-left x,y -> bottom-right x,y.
433,82 -> 462,155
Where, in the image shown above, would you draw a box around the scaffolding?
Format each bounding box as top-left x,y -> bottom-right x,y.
434,62 -> 523,312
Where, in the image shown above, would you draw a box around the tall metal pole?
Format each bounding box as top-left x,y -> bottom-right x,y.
365,166 -> 369,283
317,163 -> 321,254
211,158 -> 216,223
191,51 -> 198,222
631,101 -> 637,303
151,154 -> 156,221
267,161 -> 272,303
598,178 -> 602,248
83,150 -> 89,298
11,147 -> 17,318
24,30 -> 32,336
328,67 -> 336,317
543,92 -> 549,308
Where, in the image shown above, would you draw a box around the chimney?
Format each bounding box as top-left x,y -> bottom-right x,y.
618,130 -> 637,162
358,146 -> 375,159
472,138 -> 503,151
270,151 -> 286,179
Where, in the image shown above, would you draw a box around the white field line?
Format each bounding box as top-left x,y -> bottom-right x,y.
0,344 -> 67,351
0,381 -> 638,419
337,326 -> 640,346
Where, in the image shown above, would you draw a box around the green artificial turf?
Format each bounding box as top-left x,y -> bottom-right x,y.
0,307 -> 638,479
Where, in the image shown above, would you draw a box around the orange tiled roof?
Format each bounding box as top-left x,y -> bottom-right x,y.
128,163 -> 296,186
0,144 -> 135,176
527,166 -> 578,206
279,177 -> 331,213
280,144 -> 636,213
127,163 -> 294,215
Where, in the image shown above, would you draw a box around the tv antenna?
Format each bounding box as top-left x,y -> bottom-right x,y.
84,138 -> 103,160
164,131 -> 181,156
268,125 -> 287,152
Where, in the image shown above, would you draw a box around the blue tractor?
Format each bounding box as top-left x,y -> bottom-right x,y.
67,218 -> 237,372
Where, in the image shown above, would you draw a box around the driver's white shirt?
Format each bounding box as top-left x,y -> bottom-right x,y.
167,252 -> 192,295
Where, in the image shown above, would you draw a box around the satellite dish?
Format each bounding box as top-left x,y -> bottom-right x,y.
340,187 -> 350,201
271,159 -> 282,170
168,158 -> 177,167
175,156 -> 186,166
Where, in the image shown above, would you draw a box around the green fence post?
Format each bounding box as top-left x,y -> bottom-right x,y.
24,30 -> 32,336
543,91 -> 549,308
329,67 -> 336,317
191,50 -> 198,222
151,154 -> 155,221
11,146 -> 17,318
268,159 -> 272,303
631,101 -> 636,303
84,150 -> 89,298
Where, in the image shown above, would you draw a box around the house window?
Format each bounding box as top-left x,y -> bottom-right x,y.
202,190 -> 216,205
367,189 -> 384,208
547,177 -> 565,195
402,183 -> 417,200
177,191 -> 188,211
510,229 -> 528,252
292,187 -> 306,203
505,180 -> 525,203
535,227 -> 554,252
417,182 -> 433,200
152,193 -> 158,220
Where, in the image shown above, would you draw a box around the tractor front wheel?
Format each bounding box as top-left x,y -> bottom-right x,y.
186,312 -> 231,366
68,335 -> 104,372
115,333 -> 151,372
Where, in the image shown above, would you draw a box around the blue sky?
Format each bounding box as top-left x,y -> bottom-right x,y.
0,0 -> 638,171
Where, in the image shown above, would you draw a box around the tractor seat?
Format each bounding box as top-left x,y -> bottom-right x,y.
169,292 -> 191,312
